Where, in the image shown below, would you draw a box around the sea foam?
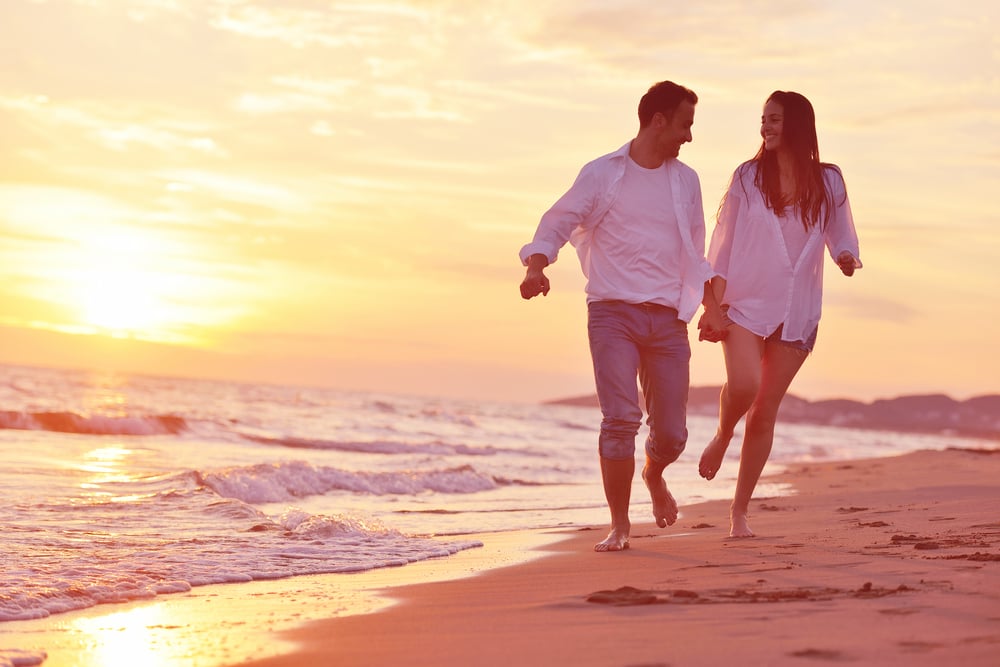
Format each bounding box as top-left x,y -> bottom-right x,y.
200,461 -> 500,503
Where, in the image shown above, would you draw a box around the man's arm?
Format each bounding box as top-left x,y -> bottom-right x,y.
519,254 -> 551,300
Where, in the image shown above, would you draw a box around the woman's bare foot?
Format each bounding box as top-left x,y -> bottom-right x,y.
699,432 -> 732,480
642,465 -> 678,528
729,506 -> 755,538
594,526 -> 631,552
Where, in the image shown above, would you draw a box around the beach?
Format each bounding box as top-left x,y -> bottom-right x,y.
235,447 -> 1000,667
1,366 -> 998,666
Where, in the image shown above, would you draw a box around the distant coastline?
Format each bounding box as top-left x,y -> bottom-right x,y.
544,387 -> 1000,441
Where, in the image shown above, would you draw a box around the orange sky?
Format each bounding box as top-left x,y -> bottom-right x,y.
1,0 -> 997,403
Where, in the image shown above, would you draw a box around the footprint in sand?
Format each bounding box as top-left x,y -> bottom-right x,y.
788,648 -> 850,661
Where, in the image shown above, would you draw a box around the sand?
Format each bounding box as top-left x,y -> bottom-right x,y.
0,529 -> 562,667
3,447 -> 998,667
236,447 -> 1000,667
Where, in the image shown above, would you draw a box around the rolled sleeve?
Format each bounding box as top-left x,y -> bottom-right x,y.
518,162 -> 602,266
518,241 -> 559,266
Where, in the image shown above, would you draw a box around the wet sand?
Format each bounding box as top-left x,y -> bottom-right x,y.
4,447 -> 998,667
236,447 -> 1000,666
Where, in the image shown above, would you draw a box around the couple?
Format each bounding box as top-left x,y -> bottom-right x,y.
518,80 -> 862,550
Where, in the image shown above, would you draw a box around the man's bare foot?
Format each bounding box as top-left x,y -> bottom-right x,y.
730,508 -> 755,538
594,526 -> 631,552
642,465 -> 678,528
699,432 -> 732,480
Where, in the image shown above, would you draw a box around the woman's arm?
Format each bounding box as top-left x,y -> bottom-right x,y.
823,165 -> 862,276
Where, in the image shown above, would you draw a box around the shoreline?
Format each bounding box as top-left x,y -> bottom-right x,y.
3,447 -> 998,666
0,529 -> 566,667
237,447 -> 1000,667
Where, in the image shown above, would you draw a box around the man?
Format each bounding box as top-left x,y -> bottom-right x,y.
519,80 -> 723,552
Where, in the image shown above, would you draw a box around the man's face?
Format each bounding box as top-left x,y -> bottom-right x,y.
657,100 -> 696,158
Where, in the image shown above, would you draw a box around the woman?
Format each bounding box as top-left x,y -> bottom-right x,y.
697,91 -> 861,537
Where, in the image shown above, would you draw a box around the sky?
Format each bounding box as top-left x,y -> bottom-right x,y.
1,0 -> 997,404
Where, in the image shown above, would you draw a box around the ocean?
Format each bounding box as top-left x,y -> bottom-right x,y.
0,362 -> 994,664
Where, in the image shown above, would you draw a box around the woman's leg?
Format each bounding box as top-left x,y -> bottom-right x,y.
699,325 -> 764,480
729,340 -> 809,537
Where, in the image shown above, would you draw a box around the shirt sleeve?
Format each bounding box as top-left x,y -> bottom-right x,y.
690,173 -> 707,255
822,166 -> 862,268
707,168 -> 744,279
518,163 -> 600,266
687,170 -> 718,284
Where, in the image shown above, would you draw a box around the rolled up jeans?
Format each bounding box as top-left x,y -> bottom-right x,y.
587,300 -> 690,465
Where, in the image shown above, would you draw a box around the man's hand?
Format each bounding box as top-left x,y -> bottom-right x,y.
697,308 -> 728,343
836,251 -> 859,277
520,254 -> 551,299
520,270 -> 550,299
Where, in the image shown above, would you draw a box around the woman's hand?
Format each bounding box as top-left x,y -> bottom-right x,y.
836,251 -> 860,277
698,309 -> 728,343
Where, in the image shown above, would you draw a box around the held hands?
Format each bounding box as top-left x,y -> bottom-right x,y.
519,269 -> 550,299
697,308 -> 728,343
836,251 -> 860,277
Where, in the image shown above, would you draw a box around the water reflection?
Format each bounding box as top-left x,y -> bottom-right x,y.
70,606 -> 177,667
77,446 -> 143,502
79,371 -> 130,418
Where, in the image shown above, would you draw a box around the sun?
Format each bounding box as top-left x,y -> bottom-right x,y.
70,229 -> 192,342
81,266 -> 165,334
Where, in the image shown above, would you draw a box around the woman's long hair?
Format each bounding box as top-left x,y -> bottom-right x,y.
753,91 -> 834,230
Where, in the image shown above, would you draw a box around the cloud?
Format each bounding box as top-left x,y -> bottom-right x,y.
208,1 -> 430,49
233,76 -> 357,115
155,169 -> 309,213
1,95 -> 227,158
371,84 -> 467,122
514,0 -> 824,66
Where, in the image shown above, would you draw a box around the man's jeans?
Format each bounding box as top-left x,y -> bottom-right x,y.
587,300 -> 690,465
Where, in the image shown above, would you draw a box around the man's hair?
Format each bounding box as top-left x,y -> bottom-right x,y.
638,81 -> 698,128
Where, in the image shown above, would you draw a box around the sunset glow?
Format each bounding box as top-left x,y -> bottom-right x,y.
75,233 -> 180,337
71,606 -> 180,667
1,1 -> 997,402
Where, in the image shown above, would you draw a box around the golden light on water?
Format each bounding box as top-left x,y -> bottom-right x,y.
77,446 -> 140,502
81,373 -> 129,417
79,446 -> 132,477
70,607 -> 178,667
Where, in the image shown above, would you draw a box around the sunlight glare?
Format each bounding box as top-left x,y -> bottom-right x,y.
77,445 -> 140,494
70,606 -> 178,667
81,266 -> 164,333
71,230 -> 188,341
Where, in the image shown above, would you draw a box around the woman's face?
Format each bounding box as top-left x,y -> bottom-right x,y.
760,99 -> 784,152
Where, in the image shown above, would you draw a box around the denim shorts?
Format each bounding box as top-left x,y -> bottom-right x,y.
721,306 -> 817,353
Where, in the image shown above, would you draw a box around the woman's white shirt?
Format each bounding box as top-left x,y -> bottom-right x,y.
707,161 -> 861,343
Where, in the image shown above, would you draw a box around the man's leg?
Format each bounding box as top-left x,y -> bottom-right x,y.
587,302 -> 643,552
596,455 -> 634,551
639,307 -> 690,528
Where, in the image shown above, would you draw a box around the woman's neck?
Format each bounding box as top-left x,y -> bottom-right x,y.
774,149 -> 794,175
773,150 -> 797,204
